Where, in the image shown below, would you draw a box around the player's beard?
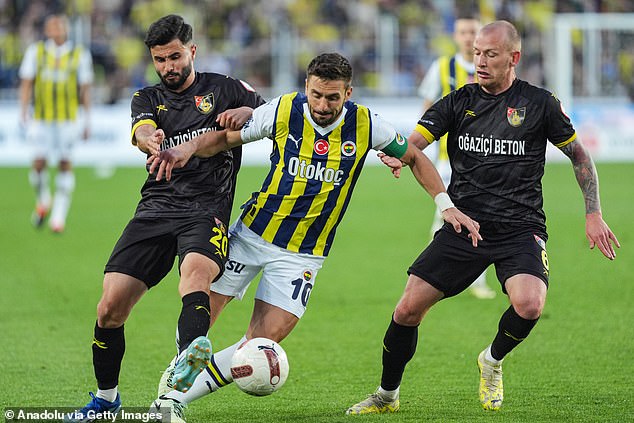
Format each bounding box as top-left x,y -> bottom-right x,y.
309,105 -> 341,126
159,62 -> 193,91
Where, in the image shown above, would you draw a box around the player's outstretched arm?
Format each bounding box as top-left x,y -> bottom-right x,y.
378,130 -> 433,179
399,142 -> 481,246
560,138 -> 620,259
216,106 -> 253,130
134,125 -> 164,156
148,129 -> 244,181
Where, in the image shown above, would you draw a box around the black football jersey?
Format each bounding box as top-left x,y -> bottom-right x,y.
130,72 -> 265,220
419,79 -> 576,231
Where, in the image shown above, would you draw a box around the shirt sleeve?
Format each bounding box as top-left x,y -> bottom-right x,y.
413,92 -> 454,144
545,93 -> 577,148
77,48 -> 94,85
240,96 -> 280,144
130,90 -> 157,145
228,77 -> 266,110
370,112 -> 408,158
418,59 -> 441,101
18,44 -> 38,80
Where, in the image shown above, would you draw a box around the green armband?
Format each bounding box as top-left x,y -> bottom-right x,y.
381,132 -> 408,159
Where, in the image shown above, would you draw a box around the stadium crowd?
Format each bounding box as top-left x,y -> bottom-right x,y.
1,0 -> 633,102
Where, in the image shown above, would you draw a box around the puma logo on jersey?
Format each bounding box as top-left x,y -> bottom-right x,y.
287,134 -> 302,148
465,109 -> 476,117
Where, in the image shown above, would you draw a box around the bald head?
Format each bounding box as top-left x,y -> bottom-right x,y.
479,20 -> 521,53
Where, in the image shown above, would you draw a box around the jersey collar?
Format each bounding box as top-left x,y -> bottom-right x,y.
302,102 -> 347,136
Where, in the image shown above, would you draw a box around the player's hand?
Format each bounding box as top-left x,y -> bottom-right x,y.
147,141 -> 196,181
216,106 -> 253,130
138,129 -> 165,156
82,125 -> 90,141
442,208 -> 482,247
585,212 -> 620,260
378,152 -> 403,178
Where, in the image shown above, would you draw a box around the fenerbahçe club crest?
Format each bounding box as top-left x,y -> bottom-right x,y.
195,93 -> 215,114
506,107 -> 526,127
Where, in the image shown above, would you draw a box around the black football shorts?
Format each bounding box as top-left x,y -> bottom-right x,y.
104,215 -> 229,288
408,222 -> 550,298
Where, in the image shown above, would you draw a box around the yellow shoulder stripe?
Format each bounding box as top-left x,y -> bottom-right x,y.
131,119 -> 157,145
555,132 -> 577,148
414,124 -> 436,144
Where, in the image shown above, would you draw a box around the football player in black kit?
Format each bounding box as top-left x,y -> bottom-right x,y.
348,20 -> 620,415
66,15 -> 264,421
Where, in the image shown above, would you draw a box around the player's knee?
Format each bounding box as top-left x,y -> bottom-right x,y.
393,302 -> 423,326
97,298 -> 129,327
512,296 -> 544,320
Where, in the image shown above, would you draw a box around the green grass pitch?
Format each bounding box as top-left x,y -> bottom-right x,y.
0,162 -> 632,422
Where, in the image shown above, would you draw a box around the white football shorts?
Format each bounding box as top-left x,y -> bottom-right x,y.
28,120 -> 80,162
211,220 -> 325,318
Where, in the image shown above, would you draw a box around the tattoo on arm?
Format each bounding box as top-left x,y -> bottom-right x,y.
559,140 -> 601,214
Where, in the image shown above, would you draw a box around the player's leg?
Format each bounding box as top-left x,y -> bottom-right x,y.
49,158 -> 74,233
151,221 -> 262,418
163,299 -> 299,408
168,219 -> 228,394
346,274 -> 442,415
49,122 -> 77,232
348,227 -> 489,415
167,252 -> 219,393
478,233 -> 549,411
65,273 -> 147,422
67,218 -> 177,422
157,227 -> 321,407
28,122 -> 51,227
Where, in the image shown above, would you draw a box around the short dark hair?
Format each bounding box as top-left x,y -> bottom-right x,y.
144,14 -> 193,49
306,53 -> 353,87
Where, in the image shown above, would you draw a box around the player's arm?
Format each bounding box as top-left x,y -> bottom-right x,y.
398,142 -> 481,246
134,124 -> 164,156
150,98 -> 277,181
216,106 -> 253,130
79,83 -> 91,140
375,120 -> 481,245
379,124 -> 433,178
148,128 -> 244,181
18,78 -> 33,125
78,49 -> 93,140
18,45 -> 37,126
559,137 -> 620,259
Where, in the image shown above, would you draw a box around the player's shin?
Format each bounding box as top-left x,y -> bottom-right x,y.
49,171 -> 75,230
176,291 -> 211,353
92,322 -> 125,400
490,306 -> 539,360
380,317 -> 419,391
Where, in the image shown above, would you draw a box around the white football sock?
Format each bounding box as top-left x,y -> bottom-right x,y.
378,386 -> 399,400
29,168 -> 51,208
165,336 -> 246,404
50,171 -> 75,227
96,386 -> 118,403
485,345 -> 502,364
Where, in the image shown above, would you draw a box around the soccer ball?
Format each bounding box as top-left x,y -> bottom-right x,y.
230,337 -> 289,396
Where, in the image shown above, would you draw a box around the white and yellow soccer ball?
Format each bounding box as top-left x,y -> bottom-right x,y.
230,337 -> 289,396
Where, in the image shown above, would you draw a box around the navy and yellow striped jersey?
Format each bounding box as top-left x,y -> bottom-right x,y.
22,41 -> 91,122
415,79 -> 576,231
419,55 -> 477,161
238,92 -> 406,256
437,55 -> 477,95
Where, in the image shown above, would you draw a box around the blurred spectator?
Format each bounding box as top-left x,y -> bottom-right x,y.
1,0 -> 632,101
